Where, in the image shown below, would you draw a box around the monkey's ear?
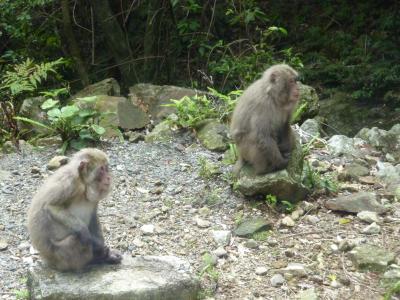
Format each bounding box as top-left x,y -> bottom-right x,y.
78,160 -> 89,175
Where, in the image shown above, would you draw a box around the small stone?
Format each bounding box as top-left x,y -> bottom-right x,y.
305,215 -> 320,224
338,240 -> 356,252
31,166 -> 41,174
357,211 -> 379,224
196,217 -> 211,228
0,239 -> 8,251
244,239 -> 258,249
270,274 -> 285,287
255,266 -> 269,276
291,208 -> 304,221
284,249 -> 296,257
212,230 -> 231,247
281,216 -> 295,227
199,207 -> 211,216
47,155 -> 69,170
330,244 -> 339,252
330,280 -> 340,288
234,217 -> 272,237
18,241 -> 30,251
281,262 -> 307,277
362,222 -> 381,234
296,288 -> 318,300
267,238 -> 279,246
140,224 -> 155,235
213,247 -> 227,258
0,224 -> 5,231
384,268 -> 400,279
349,244 -> 395,272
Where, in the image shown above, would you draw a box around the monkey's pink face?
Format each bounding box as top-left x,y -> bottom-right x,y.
95,164 -> 112,193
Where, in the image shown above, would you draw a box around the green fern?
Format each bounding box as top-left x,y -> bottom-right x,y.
1,58 -> 64,96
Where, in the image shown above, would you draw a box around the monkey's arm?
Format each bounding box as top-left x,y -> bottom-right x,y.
88,212 -> 106,255
46,204 -> 91,244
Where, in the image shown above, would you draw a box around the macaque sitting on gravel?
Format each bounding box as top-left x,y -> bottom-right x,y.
230,64 -> 300,175
27,148 -> 122,271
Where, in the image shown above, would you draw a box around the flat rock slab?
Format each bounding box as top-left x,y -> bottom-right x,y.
28,255 -> 199,300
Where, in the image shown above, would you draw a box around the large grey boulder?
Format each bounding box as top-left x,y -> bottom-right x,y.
71,78 -> 121,99
27,255 -> 199,300
349,245 -> 395,272
235,136 -> 307,201
356,124 -> 400,161
327,135 -> 367,157
325,192 -> 388,214
18,96 -> 51,136
299,118 -> 321,144
129,84 -> 205,124
74,95 -> 128,137
196,119 -> 229,152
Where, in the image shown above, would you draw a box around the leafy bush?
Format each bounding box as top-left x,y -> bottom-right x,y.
165,88 -> 242,129
302,161 -> 338,194
16,96 -> 111,153
0,58 -> 65,145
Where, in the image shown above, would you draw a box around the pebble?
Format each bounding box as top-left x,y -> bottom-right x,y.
255,267 -> 269,275
305,215 -> 320,224
357,211 -> 379,224
281,216 -> 295,227
0,239 -> 8,251
140,224 -> 155,235
212,230 -> 231,247
196,217 -> 211,228
244,239 -> 258,249
362,222 -> 381,234
270,274 -> 285,287
213,247 -> 227,258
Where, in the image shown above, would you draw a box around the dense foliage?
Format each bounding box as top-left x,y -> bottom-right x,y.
1,0 -> 398,104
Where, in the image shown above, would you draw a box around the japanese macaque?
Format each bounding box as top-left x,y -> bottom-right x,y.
230,64 -> 300,175
27,148 -> 122,271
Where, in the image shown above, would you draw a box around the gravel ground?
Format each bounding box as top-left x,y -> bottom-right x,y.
0,137 -> 398,299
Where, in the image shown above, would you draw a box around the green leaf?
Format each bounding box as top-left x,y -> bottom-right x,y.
339,218 -> 352,225
60,105 -> 79,118
14,116 -> 54,132
70,139 -> 88,150
78,109 -> 96,118
91,124 -> 106,135
79,129 -> 95,140
47,108 -> 61,118
41,99 -> 59,110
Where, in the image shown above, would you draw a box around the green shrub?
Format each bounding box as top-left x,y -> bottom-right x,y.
16,96 -> 111,153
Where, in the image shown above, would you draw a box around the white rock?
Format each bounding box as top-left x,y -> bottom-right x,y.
196,217 -> 211,228
357,211 -> 379,224
305,215 -> 320,224
362,222 -> 381,234
255,266 -> 269,275
213,247 -> 227,258
212,230 -> 231,246
281,216 -> 295,227
141,224 -> 155,235
270,274 -> 285,286
282,263 -> 307,277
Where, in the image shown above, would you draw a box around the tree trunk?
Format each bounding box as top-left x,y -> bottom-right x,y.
89,0 -> 133,88
60,0 -> 90,87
